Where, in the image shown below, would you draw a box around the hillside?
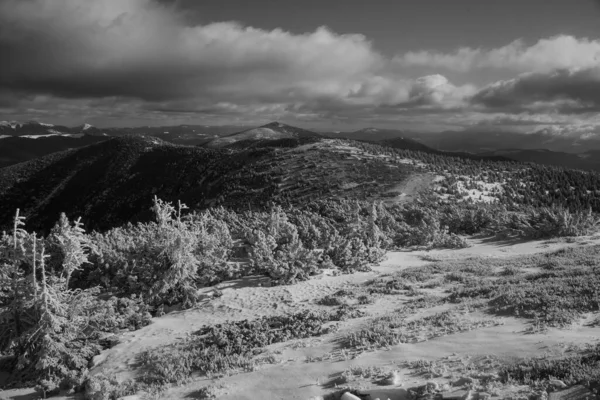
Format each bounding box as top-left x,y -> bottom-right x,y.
0,121 -> 251,167
0,136 -> 233,232
6,120 -> 600,173
328,127 -> 410,142
331,126 -> 600,171
411,129 -> 600,154
0,120 -> 76,137
480,148 -> 600,172
378,137 -> 434,153
344,128 -> 600,156
0,136 -> 413,232
5,132 -> 600,233
0,120 -> 247,140
4,132 -> 600,236
0,135 -> 109,168
377,137 -> 511,163
204,122 -> 323,148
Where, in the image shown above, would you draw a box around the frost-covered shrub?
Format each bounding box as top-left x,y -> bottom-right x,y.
89,198 -> 202,307
488,206 -> 600,239
247,208 -> 320,284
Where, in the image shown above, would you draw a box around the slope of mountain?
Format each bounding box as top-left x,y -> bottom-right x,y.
0,136 -> 412,232
204,122 -> 322,148
480,148 -> 600,172
364,137 -> 511,162
0,136 -> 236,232
379,137 -> 438,153
5,120 -> 600,174
328,127 -> 408,142
0,120 -> 248,141
0,121 -> 254,167
0,135 -> 109,168
101,124 -> 250,145
330,126 -> 600,169
4,130 -> 600,236
0,120 -> 99,137
330,126 -> 600,155
411,130 -> 600,154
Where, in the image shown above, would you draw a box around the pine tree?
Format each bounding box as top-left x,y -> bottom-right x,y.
49,213 -> 91,288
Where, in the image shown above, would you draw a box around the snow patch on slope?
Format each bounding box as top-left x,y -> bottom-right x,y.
0,121 -> 22,129
20,133 -> 85,139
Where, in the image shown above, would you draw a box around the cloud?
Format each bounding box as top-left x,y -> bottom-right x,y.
0,0 -> 482,122
462,111 -> 600,137
0,0 -> 385,102
394,35 -> 600,73
406,75 -> 476,108
471,67 -> 600,111
2,0 -> 597,136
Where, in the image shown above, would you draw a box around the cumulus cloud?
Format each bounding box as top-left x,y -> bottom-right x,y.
0,0 -> 481,126
394,35 -> 600,73
3,0 -> 597,136
471,67 -> 600,111
0,0 -> 384,102
463,111 -> 600,137
406,75 -> 476,108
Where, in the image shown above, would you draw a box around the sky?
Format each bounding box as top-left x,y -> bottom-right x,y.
1,0 -> 600,136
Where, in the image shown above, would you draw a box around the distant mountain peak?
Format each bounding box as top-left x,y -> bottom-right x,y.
204,121 -> 321,148
81,123 -> 93,130
262,121 -> 288,129
359,127 -> 380,133
0,120 -> 23,129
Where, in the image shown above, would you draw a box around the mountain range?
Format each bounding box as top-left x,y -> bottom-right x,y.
3,120 -> 600,172
329,127 -> 600,154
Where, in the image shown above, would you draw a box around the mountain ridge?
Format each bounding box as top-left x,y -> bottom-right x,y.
203,121 -> 323,148
4,120 -> 600,172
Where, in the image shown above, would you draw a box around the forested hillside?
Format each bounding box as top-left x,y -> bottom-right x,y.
3,135 -> 600,233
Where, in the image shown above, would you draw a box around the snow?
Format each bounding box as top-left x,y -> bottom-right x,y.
0,121 -> 22,129
0,135 -> 10,139
20,133 -> 84,139
82,123 -> 93,130
78,234 -> 600,400
449,179 -> 504,203
39,122 -> 54,127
